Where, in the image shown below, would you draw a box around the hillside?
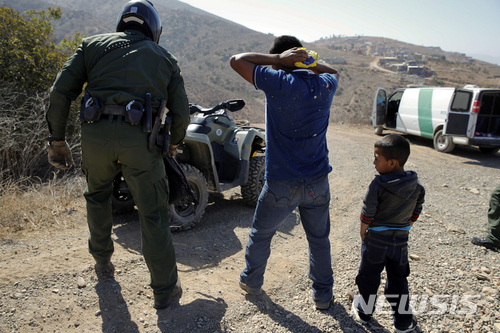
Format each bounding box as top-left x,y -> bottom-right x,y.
1,124 -> 499,332
2,0 -> 500,124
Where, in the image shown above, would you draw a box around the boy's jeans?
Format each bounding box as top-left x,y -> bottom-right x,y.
355,230 -> 413,328
240,174 -> 333,304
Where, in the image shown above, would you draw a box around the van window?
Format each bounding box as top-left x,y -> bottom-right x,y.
389,91 -> 404,102
476,92 -> 500,137
451,91 -> 472,112
386,91 -> 403,128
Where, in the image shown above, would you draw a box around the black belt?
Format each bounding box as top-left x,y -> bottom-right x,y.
370,229 -> 409,236
102,105 -> 126,116
101,105 -> 158,116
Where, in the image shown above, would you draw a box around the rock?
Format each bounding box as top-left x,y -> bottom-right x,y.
482,286 -> 498,296
11,293 -> 22,299
480,267 -> 491,274
476,273 -> 490,281
494,322 -> 500,331
447,225 -> 465,234
77,277 -> 86,288
470,188 -> 480,194
95,310 -> 101,316
409,254 -> 420,261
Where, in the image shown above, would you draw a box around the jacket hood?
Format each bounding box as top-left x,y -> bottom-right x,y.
375,171 -> 419,199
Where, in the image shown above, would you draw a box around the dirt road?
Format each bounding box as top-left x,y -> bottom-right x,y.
1,123 -> 499,332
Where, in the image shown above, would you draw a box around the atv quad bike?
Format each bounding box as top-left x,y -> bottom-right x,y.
112,99 -> 266,231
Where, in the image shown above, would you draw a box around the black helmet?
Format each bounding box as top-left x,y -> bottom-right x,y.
116,0 -> 162,43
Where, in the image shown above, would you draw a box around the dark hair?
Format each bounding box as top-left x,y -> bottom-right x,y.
374,134 -> 410,167
269,35 -> 303,54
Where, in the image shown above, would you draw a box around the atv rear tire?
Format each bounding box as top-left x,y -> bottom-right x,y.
111,168 -> 135,214
169,164 -> 209,231
241,155 -> 265,206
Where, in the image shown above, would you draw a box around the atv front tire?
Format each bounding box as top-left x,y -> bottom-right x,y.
241,155 -> 265,206
111,168 -> 135,214
169,164 -> 209,231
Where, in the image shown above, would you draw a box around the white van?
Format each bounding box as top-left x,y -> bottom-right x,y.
371,85 -> 500,153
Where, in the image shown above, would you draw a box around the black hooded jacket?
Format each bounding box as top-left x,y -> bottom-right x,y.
361,171 -> 425,228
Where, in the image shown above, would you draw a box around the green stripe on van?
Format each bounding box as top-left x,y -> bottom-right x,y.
418,89 -> 434,138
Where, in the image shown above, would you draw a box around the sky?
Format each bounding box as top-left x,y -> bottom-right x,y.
179,0 -> 500,65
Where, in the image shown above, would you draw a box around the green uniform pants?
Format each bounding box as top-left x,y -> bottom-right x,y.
81,116 -> 178,302
487,184 -> 500,247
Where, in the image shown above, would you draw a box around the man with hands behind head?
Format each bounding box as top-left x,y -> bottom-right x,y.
230,35 -> 339,310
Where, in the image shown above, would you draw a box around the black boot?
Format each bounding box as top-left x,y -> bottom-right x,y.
471,237 -> 498,250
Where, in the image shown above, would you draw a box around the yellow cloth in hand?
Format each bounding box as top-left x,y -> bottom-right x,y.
295,47 -> 319,68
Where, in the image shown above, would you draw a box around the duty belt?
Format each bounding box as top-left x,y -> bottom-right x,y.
103,105 -> 127,116
102,105 -> 158,116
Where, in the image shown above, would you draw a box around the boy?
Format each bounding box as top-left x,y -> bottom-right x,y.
352,134 -> 425,332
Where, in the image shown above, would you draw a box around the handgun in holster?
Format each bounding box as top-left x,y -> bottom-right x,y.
160,117 -> 172,157
148,98 -> 170,154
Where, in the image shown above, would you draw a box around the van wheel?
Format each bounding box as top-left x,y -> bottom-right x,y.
433,129 -> 455,153
169,164 -> 209,231
241,156 -> 265,206
479,147 -> 500,154
374,127 -> 383,136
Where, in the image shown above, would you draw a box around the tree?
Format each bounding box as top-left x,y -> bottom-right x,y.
0,7 -> 79,93
0,8 -> 83,181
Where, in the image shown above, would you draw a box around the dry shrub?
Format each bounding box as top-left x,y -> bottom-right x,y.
0,172 -> 87,238
0,81 -> 81,182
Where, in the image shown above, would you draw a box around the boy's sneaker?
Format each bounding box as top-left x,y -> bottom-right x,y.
351,296 -> 372,324
394,314 -> 418,333
239,281 -> 262,295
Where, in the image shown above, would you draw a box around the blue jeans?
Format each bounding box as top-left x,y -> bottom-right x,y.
240,174 -> 333,304
355,230 -> 412,328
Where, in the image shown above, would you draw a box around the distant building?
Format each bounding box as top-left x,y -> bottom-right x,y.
324,57 -> 346,64
379,57 -> 399,65
407,66 -> 425,76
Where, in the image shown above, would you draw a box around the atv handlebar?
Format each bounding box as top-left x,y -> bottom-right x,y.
189,99 -> 245,115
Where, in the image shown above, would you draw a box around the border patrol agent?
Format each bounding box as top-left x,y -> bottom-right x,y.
45,0 -> 190,309
471,184 -> 500,251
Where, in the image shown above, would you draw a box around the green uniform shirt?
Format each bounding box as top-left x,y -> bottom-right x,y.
46,30 -> 190,144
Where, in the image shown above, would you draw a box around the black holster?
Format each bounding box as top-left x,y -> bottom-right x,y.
124,100 -> 144,125
160,117 -> 172,157
80,92 -> 103,123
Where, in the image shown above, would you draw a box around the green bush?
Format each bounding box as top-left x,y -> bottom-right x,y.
0,7 -> 82,182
